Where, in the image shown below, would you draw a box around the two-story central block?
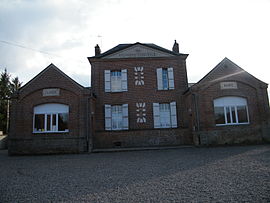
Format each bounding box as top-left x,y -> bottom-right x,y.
88,41 -> 193,148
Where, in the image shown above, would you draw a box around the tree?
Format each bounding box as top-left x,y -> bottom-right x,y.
10,77 -> 22,94
0,69 -> 22,134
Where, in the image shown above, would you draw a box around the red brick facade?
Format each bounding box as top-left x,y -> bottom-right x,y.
88,43 -> 193,148
185,58 -> 270,145
9,64 -> 92,154
8,43 -> 270,154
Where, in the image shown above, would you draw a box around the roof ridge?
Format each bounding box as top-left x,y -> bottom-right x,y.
90,42 -> 186,58
19,63 -> 85,92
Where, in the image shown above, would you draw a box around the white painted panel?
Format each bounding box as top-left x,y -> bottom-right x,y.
220,82 -> 238,89
214,96 -> 247,107
121,69 -> 128,91
104,70 -> 111,92
156,68 -> 163,90
104,104 -> 112,130
170,101 -> 177,128
168,67 -> 175,90
34,103 -> 69,114
153,103 -> 160,128
122,104 -> 129,130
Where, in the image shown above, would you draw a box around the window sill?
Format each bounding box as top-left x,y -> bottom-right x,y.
216,123 -> 249,127
157,89 -> 174,91
33,130 -> 69,134
106,91 -> 127,93
154,127 -> 178,129
106,129 -> 128,131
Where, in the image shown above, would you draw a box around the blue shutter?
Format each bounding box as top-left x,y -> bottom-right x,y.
121,69 -> 128,91
104,105 -> 112,130
122,104 -> 129,130
170,101 -> 177,128
156,68 -> 163,90
168,67 -> 175,90
153,103 -> 160,128
104,70 -> 111,92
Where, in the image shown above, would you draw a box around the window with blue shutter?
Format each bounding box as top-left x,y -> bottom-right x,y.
156,68 -> 174,90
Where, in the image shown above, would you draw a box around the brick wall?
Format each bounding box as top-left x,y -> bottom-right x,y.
8,65 -> 92,155
186,59 -> 270,145
89,55 -> 192,148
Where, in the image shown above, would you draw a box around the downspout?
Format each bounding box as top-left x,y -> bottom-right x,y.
89,96 -> 93,153
193,93 -> 201,145
86,96 -> 89,152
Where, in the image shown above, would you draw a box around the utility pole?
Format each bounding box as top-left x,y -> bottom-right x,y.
6,99 -> 9,135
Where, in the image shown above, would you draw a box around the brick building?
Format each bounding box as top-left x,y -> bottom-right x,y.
8,64 -> 93,154
8,41 -> 270,155
88,42 -> 192,148
185,58 -> 270,145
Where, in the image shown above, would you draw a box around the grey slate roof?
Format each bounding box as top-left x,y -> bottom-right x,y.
92,42 -> 184,58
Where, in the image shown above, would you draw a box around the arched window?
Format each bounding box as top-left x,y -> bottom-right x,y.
213,97 -> 249,126
33,103 -> 69,133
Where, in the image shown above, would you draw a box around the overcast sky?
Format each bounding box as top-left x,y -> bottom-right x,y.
1,0 -> 270,95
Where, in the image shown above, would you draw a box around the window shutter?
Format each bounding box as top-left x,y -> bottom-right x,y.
104,70 -> 111,92
121,69 -> 128,91
153,103 -> 160,128
104,105 -> 112,130
156,68 -> 163,90
170,101 -> 177,128
122,104 -> 129,130
168,67 -> 175,90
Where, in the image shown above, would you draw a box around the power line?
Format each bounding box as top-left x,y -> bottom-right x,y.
0,39 -> 88,64
0,40 -> 60,57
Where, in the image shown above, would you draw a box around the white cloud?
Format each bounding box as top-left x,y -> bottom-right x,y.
0,0 -> 269,92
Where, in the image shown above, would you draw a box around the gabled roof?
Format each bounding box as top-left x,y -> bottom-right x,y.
20,63 -> 85,92
195,57 -> 267,86
91,42 -> 186,58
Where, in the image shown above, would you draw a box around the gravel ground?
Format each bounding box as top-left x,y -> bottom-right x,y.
0,145 -> 269,203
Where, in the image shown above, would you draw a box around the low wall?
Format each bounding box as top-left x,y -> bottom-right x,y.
8,136 -> 87,155
93,128 -> 192,149
195,125 -> 268,146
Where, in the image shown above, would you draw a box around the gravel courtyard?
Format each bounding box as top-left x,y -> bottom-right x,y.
0,145 -> 269,203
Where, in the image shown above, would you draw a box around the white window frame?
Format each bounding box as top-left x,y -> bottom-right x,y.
111,70 -> 122,92
156,67 -> 174,90
214,96 -> 250,126
104,69 -> 128,92
33,103 -> 69,133
153,102 -> 177,128
104,104 -> 129,131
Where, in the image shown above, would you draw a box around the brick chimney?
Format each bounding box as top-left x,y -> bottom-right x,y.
95,44 -> 101,56
172,40 -> 179,53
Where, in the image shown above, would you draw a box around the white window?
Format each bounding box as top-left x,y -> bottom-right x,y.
104,104 -> 129,130
153,102 -> 177,128
112,105 -> 122,130
104,69 -> 128,92
33,103 -> 69,133
214,96 -> 249,126
156,67 -> 174,90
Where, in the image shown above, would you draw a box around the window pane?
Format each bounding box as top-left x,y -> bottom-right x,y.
160,103 -> 171,127
111,71 -> 122,91
47,114 -> 51,131
58,113 -> 68,131
52,114 -> 57,131
112,105 -> 122,130
237,106 -> 248,123
162,69 -> 168,90
34,114 -> 45,132
231,106 -> 236,123
215,107 -> 225,124
226,107 -> 231,123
